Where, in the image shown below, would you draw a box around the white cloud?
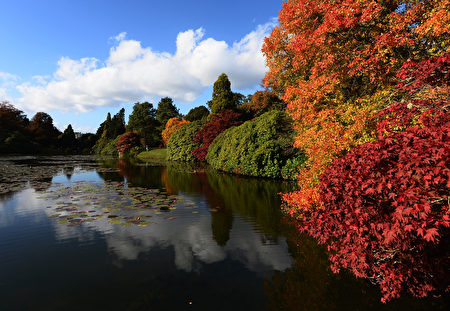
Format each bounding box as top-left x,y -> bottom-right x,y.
0,72 -> 18,82
0,88 -> 8,101
111,31 -> 127,42
32,75 -> 50,85
0,72 -> 18,102
15,22 -> 274,112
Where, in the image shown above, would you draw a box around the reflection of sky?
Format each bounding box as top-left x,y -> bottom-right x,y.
0,189 -> 48,227
0,172 -> 292,276
51,170 -> 103,183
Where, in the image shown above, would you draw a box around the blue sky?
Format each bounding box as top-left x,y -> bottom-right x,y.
0,0 -> 282,133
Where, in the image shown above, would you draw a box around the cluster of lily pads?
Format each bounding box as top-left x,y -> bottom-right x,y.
0,156 -> 96,195
39,180 -> 199,227
0,156 -> 201,227
0,156 -> 118,196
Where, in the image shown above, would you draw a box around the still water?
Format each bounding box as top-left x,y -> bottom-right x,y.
0,156 -> 447,310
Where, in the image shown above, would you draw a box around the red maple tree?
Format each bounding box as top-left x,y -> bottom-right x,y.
192,110 -> 242,161
297,54 -> 450,302
116,132 -> 141,154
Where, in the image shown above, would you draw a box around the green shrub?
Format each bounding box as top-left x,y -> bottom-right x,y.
92,136 -> 109,154
167,120 -> 204,161
92,135 -> 120,156
100,137 -> 119,156
206,110 -> 305,179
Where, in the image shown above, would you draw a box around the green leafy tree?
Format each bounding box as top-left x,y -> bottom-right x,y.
208,73 -> 235,113
109,108 -> 126,139
127,102 -> 160,147
92,109 -> 126,154
28,112 -> 61,146
232,92 -> 246,106
78,133 -> 96,154
96,112 -> 111,139
156,97 -> 180,128
0,101 -> 29,135
184,105 -> 210,122
59,124 -> 77,152
0,101 -> 31,153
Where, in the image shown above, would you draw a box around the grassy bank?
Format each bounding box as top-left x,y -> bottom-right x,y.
137,148 -> 167,162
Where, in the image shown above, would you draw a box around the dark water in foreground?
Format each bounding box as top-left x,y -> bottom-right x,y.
0,156 -> 447,310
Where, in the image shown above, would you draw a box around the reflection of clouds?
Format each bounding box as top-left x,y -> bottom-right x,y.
15,189 -> 45,213
0,189 -> 49,227
2,184 -> 292,275
54,209 -> 291,274
92,213 -> 226,272
226,218 -> 292,273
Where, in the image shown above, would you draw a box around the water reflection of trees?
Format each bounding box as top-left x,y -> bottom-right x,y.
63,166 -> 74,180
162,162 -> 296,245
205,168 -> 295,239
110,160 -> 294,247
164,162 -> 234,246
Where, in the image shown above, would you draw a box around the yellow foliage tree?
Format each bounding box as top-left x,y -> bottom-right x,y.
161,117 -> 190,146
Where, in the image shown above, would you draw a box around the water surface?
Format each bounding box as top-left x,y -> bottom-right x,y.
0,156 -> 447,310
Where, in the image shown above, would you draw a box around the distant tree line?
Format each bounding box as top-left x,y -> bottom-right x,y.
1,73 -> 293,173
0,102 -> 96,154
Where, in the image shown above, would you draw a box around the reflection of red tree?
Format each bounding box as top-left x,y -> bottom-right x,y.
161,167 -> 178,195
116,158 -> 135,180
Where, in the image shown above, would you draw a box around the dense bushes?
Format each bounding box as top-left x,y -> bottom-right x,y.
192,110 -> 243,161
92,135 -> 119,156
167,120 -> 204,161
207,111 -> 305,179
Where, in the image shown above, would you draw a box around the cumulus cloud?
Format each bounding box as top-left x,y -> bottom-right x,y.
0,72 -> 18,82
16,22 -> 274,112
111,31 -> 127,42
0,72 -> 18,102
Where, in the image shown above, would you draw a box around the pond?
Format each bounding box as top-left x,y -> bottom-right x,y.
0,156 -> 448,310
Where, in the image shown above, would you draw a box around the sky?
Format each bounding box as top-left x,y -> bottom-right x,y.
0,0 -> 282,133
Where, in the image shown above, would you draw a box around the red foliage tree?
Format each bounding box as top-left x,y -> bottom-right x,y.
192,110 -> 242,161
378,53 -> 450,137
302,114 -> 449,302
298,54 -> 450,302
264,0 -> 449,213
116,132 -> 141,154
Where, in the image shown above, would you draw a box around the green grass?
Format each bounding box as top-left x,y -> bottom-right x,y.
137,148 -> 167,161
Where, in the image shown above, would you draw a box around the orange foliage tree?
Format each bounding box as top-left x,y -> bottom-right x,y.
161,117 -> 190,146
262,0 -> 449,215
